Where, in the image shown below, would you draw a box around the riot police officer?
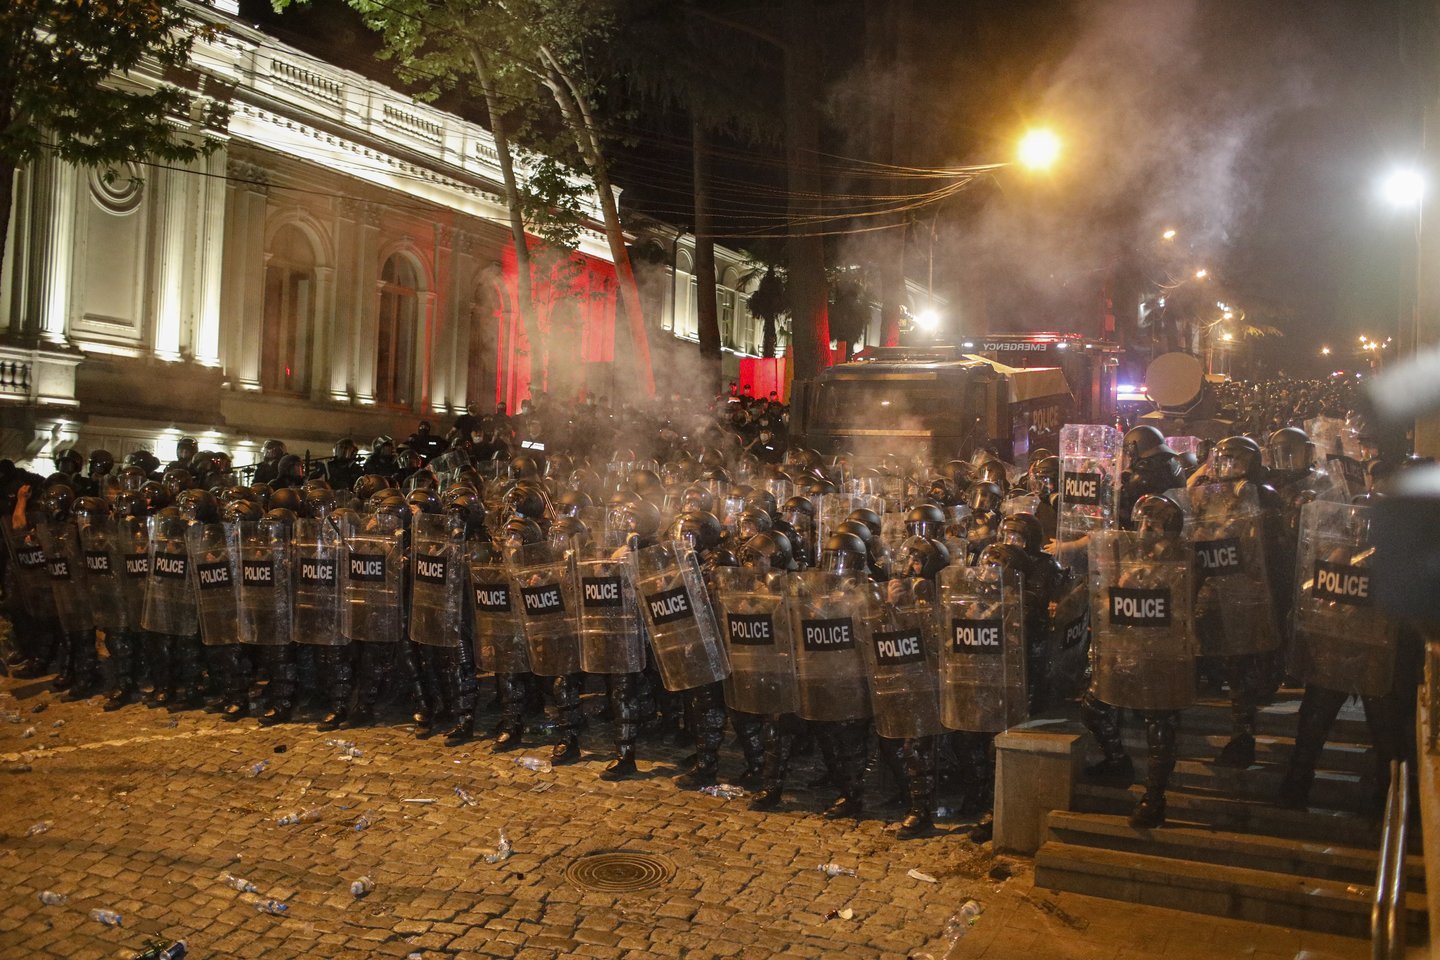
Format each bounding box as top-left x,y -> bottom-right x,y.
251,439 -> 287,485
1120,426 -> 1186,525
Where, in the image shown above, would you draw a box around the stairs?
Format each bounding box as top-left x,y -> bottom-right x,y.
1033,691 -> 1428,940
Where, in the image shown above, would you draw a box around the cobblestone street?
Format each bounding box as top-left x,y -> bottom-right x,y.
0,674 -> 1370,960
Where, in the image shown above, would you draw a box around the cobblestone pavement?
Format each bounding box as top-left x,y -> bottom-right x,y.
0,673 -> 1369,960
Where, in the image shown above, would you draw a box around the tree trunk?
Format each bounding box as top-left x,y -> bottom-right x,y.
784,0 -> 830,382
762,315 -> 777,358
541,61 -> 656,397
470,48 -> 543,405
692,117 -> 722,395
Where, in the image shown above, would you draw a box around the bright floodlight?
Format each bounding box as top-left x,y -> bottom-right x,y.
1161,228 -> 1177,241
1321,347 -> 1331,355
916,309 -> 940,331
1195,269 -> 1208,280
1017,129 -> 1061,171
1381,168 -> 1425,208
1221,332 -> 1234,342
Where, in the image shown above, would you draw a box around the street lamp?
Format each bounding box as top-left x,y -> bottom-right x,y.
1380,167 -> 1426,209
1017,129 -> 1061,171
1321,346 -> 1331,356
1195,269 -> 1209,280
1161,228 -> 1177,241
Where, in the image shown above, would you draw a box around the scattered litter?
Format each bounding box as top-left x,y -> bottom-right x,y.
222,874 -> 258,894
51,719 -> 64,728
944,900 -> 983,943
529,782 -> 552,794
699,784 -> 746,799
275,807 -> 321,826
934,806 -> 956,819
21,726 -> 34,738
255,899 -> 288,916
130,938 -> 187,959
89,908 -> 124,927
273,745 -> 287,754
482,829 -> 512,864
824,906 -> 855,921
352,816 -> 371,832
514,756 -> 552,773
26,821 -> 51,836
400,798 -> 436,804
816,863 -> 857,878
245,761 -> 269,778
31,703 -> 46,713
407,953 -> 423,960
38,891 -> 67,905
350,876 -> 374,898
453,787 -> 476,807
906,869 -> 938,884
325,738 -> 362,758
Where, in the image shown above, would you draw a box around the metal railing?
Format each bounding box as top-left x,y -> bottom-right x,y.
1371,758 -> 1410,960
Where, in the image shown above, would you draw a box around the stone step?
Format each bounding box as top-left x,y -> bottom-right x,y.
1114,729 -> 1374,777
1045,809 -> 1426,892
1102,757 -> 1374,815
1034,839 -> 1428,940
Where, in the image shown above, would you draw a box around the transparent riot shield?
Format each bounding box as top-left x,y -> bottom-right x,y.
863,577 -> 943,739
76,514 -> 128,634
235,518 -> 292,646
513,542 -> 581,676
36,520 -> 90,637
408,514 -> 465,649
1001,492 -> 1041,518
576,553 -> 645,675
341,512 -> 405,644
1057,424 -> 1122,575
938,565 -> 1027,733
142,514 -> 198,636
1087,530 -> 1196,712
1177,483 -> 1280,657
815,494 -> 885,554
714,566 -> 798,716
3,521 -> 55,621
469,542 -> 529,674
1291,500 -> 1395,698
293,516 -> 343,646
880,510 -> 909,558
1324,454 -> 1366,500
1045,575 -> 1091,701
187,522 -> 241,647
114,515 -> 150,632
785,571 -> 871,722
632,541 -> 730,692
1164,436 -> 1203,461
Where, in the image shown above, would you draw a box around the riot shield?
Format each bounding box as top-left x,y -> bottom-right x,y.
1001,492 -> 1041,518
1045,575 -> 1091,700
408,514 -> 465,649
862,577 -> 943,739
235,518 -> 292,646
513,542 -> 581,676
576,553 -> 645,675
1057,424 -> 1122,575
713,566 -> 798,716
141,514 -> 198,636
938,565 -> 1027,733
292,516 -> 343,646
815,494 -> 885,554
785,571 -> 871,722
631,541 -> 730,692
1164,436 -> 1203,461
1291,500 -> 1395,698
76,514 -> 128,634
187,522 -> 241,647
3,521 -> 55,621
36,520 -> 90,637
1087,530 -> 1196,712
469,542 -> 529,674
1179,483 -> 1280,657
341,512 -> 405,644
114,515 -> 150,632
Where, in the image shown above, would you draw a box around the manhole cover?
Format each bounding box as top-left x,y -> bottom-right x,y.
565,852 -> 676,893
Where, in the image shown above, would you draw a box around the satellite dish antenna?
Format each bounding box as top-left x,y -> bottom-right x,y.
1145,352 -> 1205,412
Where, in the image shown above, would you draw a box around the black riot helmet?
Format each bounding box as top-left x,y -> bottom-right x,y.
353,474 -> 391,503
967,481 -> 1004,515
116,465 -> 147,493
263,507 -> 298,532
895,535 -> 950,581
220,484 -> 256,506
138,480 -> 170,514
941,460 -> 975,489
738,531 -> 795,572
406,487 -> 441,516
72,495 -> 111,526
819,531 -> 869,577
736,507 -> 773,539
175,437 -> 199,463
847,507 -> 883,539
700,465 -> 731,485
556,489 -> 594,518
619,499 -> 662,539
261,439 -> 287,463
223,498 -> 265,524
1212,435 -> 1265,481
976,542 -> 1027,580
502,516 -> 544,549
1267,426 -> 1314,474
161,467 -> 193,500
503,483 -> 548,521
1131,494 -> 1184,536
443,491 -> 485,538
269,486 -> 305,515
974,459 -> 1010,490
679,510 -> 724,553
999,513 -> 1044,554
926,476 -> 957,506
88,449 -> 115,477
905,503 -> 947,539
1028,456 -> 1060,498
835,518 -> 874,547
175,488 -> 220,524
334,438 -> 359,462
275,454 -> 306,486
114,491 -> 149,520
1123,425 -> 1168,461
124,449 -> 161,475
628,469 -> 666,503
371,435 -> 395,457
548,515 -> 591,554
511,451 -> 547,480
249,482 -> 274,510
743,490 -> 779,518
681,484 -> 716,513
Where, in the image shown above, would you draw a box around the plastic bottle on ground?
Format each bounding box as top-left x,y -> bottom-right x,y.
350,876 -> 374,897
89,908 -> 123,926
816,863 -> 857,878
38,891 -> 67,905
483,829 -> 512,864
514,756 -> 552,773
222,874 -> 258,894
255,899 -> 288,915
276,807 -> 321,826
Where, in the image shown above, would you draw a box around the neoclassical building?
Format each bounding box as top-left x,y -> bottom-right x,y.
0,1 -> 787,472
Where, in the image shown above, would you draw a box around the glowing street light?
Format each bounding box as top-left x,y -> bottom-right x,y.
1222,309 -> 1234,320
1321,346 -> 1331,356
1380,167 -> 1426,209
1221,332 -> 1235,342
1017,129 -> 1061,171
1161,228 -> 1177,241
1195,269 -> 1209,280
915,308 -> 940,331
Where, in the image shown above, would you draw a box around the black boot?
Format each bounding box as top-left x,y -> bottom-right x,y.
734,710 -> 766,789
103,631 -> 137,710
1131,711 -> 1178,827
210,644 -> 249,720
1129,792 -> 1166,828
492,672 -> 527,750
601,744 -> 638,780
346,643 -> 392,728
676,684 -> 724,789
1217,655 -> 1261,768
1081,694 -> 1135,781
316,645 -> 352,730
550,673 -> 584,764
821,719 -> 869,819
258,646 -> 296,725
750,716 -> 796,810
601,673 -> 640,780
444,635 -> 480,745
1278,685 -> 1343,806
896,737 -> 938,839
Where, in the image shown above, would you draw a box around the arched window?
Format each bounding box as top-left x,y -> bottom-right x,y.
376,254 -> 419,406
261,225 -> 316,393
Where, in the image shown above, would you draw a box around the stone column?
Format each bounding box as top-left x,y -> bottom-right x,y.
418,290 -> 437,411
330,199 -> 360,399
192,145 -> 229,367
353,202 -> 382,403
313,265 -> 338,400
223,159 -> 269,387
24,151 -> 78,346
